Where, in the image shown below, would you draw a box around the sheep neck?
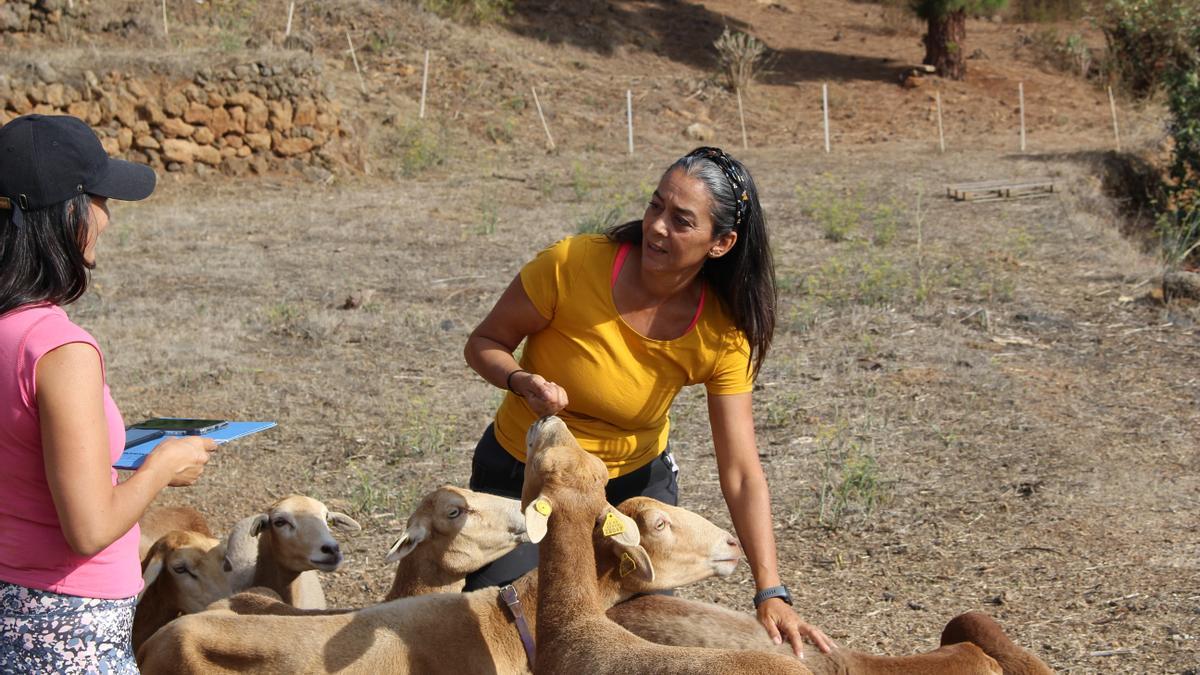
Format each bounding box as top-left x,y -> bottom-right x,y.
131,583 -> 180,651
385,556 -> 465,600
252,533 -> 304,605
536,499 -> 606,626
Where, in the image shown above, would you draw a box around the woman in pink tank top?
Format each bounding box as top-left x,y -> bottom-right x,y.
0,115 -> 216,674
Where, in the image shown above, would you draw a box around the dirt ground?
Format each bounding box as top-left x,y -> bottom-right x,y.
17,0 -> 1200,673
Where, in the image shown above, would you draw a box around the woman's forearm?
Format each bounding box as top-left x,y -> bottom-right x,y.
57,467 -> 170,557
719,468 -> 783,591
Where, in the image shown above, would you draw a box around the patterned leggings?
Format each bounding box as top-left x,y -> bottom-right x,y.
0,581 -> 138,674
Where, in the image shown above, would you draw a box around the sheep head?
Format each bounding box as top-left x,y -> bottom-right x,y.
140,530 -> 231,613
250,495 -> 361,573
613,497 -> 742,594
521,415 -> 609,544
384,486 -> 528,574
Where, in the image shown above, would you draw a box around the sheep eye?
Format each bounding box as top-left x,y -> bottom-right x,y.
273,519 -> 288,528
654,518 -> 667,531
171,563 -> 196,578
447,508 -> 462,519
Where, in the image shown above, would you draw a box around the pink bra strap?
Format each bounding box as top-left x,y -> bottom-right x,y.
613,241 -> 705,333
612,242 -> 632,288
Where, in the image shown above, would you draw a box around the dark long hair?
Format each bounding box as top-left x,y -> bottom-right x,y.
0,194 -> 93,317
607,147 -> 776,378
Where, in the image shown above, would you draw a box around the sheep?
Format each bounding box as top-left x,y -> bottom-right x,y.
222,494 -> 361,609
608,595 -> 1003,675
518,415 -> 818,675
132,530 -> 231,652
941,611 -> 1057,674
219,485 -> 528,616
135,495 -> 745,674
382,485 -> 529,599
519,415 -> 1003,675
138,505 -> 212,560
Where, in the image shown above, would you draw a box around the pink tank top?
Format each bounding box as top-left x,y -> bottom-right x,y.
0,304 -> 140,599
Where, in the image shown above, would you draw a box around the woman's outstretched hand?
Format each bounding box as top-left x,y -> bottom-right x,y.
757,598 -> 836,658
141,436 -> 217,487
512,371 -> 569,418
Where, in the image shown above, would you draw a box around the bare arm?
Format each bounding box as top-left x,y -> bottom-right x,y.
464,274 -> 567,416
38,343 -> 215,557
708,391 -> 834,657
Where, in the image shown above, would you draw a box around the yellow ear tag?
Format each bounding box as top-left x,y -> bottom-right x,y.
619,551 -> 638,578
602,512 -> 625,537
534,499 -> 552,516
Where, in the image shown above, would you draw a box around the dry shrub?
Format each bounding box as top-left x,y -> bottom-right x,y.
713,28 -> 772,93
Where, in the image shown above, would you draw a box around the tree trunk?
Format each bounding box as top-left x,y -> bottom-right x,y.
923,9 -> 968,80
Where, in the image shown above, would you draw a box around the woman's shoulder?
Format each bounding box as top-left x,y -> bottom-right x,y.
530,234 -> 616,268
7,305 -> 95,352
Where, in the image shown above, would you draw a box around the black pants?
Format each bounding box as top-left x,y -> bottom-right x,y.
464,424 -> 679,591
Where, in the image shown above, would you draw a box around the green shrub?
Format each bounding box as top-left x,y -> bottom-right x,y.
1098,0 -> 1197,97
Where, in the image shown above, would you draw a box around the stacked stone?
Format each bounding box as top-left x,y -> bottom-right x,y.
0,0 -> 82,37
0,57 -> 348,177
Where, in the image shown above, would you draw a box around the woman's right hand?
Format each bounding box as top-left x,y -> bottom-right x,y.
140,436 -> 217,487
513,371 -> 569,418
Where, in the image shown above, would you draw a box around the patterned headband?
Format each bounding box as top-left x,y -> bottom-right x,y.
686,146 -> 750,229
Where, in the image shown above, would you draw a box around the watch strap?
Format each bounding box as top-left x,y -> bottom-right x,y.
753,584 -> 793,608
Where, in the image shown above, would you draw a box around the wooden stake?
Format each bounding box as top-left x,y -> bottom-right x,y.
1108,85 -> 1121,152
285,1 -> 295,38
161,0 -> 169,37
419,49 -> 430,119
822,83 -> 831,154
626,89 -> 634,155
1018,82 -> 1026,152
531,86 -> 555,151
935,90 -> 945,153
736,87 -> 748,150
346,30 -> 366,95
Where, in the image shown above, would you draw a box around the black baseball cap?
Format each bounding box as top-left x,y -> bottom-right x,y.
0,114 -> 156,226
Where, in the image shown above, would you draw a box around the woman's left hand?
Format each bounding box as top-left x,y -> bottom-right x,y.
756,598 -> 835,658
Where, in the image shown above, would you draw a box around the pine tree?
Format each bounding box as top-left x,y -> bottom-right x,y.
912,0 -> 1008,79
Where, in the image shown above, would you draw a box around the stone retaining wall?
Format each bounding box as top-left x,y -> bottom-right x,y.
0,55 -> 355,177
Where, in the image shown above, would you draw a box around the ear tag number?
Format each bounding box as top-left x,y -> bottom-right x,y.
619,551 -> 638,578
602,512 -> 625,537
534,499 -> 552,516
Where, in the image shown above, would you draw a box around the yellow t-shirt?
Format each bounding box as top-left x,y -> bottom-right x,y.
493,235 -> 754,478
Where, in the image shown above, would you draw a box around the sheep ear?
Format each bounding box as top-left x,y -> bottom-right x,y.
596,505 -> 640,546
249,514 -> 270,537
328,511 -> 362,533
384,525 -> 426,563
523,496 -> 553,544
615,544 -> 655,584
139,552 -> 165,603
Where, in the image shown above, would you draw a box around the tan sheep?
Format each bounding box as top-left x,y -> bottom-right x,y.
221,486 -> 528,616
136,495 -> 743,674
133,530 -> 231,652
138,505 -> 212,561
519,415 -> 1004,675
222,494 -> 361,609
941,611 -> 1057,674
608,595 -> 1003,674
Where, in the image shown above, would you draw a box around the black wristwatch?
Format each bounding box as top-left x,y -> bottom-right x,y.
753,585 -> 793,608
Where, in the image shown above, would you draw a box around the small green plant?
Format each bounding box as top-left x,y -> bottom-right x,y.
570,161 -> 597,201
477,201 -> 499,236
1160,208 -> 1200,268
816,422 -> 884,531
797,186 -> 867,242
380,121 -> 445,177
576,204 -> 624,235
713,28 -> 773,93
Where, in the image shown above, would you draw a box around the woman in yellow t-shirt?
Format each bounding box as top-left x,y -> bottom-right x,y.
463,147 -> 833,657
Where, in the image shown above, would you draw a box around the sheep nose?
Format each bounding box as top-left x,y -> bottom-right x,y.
726,536 -> 740,551
321,543 -> 340,557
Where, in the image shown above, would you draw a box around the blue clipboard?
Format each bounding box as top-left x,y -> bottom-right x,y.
114,421 -> 276,470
